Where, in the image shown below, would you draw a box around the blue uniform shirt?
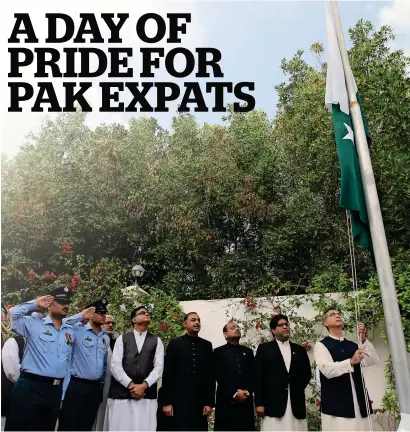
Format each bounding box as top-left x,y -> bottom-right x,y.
61,320 -> 107,398
10,300 -> 82,379
68,322 -> 109,381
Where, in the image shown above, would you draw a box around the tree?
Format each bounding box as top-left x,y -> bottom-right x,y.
1,20 -> 409,305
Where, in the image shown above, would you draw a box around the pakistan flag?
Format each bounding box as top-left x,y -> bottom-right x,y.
325,5 -> 373,253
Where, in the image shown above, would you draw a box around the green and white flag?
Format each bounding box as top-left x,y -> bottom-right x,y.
325,4 -> 373,253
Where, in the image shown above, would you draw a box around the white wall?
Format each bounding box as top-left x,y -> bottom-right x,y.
180,295 -> 391,411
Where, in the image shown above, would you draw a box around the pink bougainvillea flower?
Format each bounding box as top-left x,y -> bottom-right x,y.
61,240 -> 73,257
302,341 -> 311,351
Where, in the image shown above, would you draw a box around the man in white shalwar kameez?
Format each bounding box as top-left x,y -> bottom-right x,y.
254,314 -> 312,431
314,308 -> 379,432
104,306 -> 164,431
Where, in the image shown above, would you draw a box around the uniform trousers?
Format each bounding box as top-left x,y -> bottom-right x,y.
58,377 -> 102,431
5,375 -> 63,431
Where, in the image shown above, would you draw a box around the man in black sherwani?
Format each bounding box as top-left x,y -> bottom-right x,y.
159,312 -> 215,431
213,321 -> 255,431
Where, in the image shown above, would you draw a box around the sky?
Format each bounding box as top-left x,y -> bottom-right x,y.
1,0 -> 409,157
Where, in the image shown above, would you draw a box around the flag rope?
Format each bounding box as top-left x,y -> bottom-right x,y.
346,210 -> 374,431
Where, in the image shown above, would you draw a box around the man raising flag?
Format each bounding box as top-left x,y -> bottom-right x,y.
323,2 -> 410,431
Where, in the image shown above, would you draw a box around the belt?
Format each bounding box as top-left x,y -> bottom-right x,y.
71,376 -> 100,384
21,372 -> 64,386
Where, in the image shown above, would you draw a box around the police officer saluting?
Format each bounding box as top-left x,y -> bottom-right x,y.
5,285 -> 94,431
58,298 -> 110,431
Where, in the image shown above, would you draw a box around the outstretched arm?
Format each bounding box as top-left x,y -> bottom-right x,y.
314,342 -> 353,379
10,297 -> 52,337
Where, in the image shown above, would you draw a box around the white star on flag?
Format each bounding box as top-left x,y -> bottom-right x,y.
343,123 -> 354,144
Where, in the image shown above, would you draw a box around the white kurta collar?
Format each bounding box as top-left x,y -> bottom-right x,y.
133,329 -> 147,337
329,333 -> 344,341
276,339 -> 290,346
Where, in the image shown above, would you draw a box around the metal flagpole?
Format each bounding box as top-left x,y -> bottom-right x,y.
330,0 -> 410,427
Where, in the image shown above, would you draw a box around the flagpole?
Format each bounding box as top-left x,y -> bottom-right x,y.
330,0 -> 410,425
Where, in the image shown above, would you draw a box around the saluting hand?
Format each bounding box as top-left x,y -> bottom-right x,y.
36,295 -> 54,309
81,307 -> 96,320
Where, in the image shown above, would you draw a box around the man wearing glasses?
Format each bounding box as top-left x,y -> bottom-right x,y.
105,306 -> 164,431
314,307 -> 379,431
254,314 -> 312,431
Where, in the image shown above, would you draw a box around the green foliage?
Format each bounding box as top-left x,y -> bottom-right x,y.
66,259 -> 185,348
2,20 -> 409,301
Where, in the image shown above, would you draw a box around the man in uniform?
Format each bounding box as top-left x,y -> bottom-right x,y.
160,312 -> 215,431
58,298 -> 110,431
254,314 -> 312,431
5,286 -> 94,431
213,321 -> 255,431
105,306 -> 164,431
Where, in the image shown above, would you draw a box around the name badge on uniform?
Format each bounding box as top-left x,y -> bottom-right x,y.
103,339 -> 107,345
85,336 -> 92,342
43,330 -> 52,336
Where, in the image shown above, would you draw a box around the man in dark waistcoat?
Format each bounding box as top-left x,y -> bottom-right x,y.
105,306 -> 164,431
314,307 -> 379,431
213,321 -> 255,431
159,312 -> 215,431
1,333 -> 26,427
